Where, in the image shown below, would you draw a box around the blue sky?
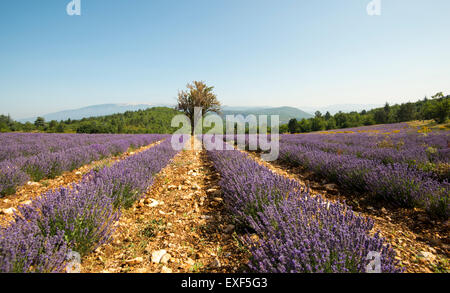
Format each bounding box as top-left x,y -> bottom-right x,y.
1,0 -> 449,119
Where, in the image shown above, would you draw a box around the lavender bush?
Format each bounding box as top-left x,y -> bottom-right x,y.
207,146 -> 401,273
0,220 -> 68,273
0,161 -> 29,196
15,183 -> 120,257
0,134 -> 166,196
278,124 -> 449,219
0,136 -> 178,273
248,197 -> 399,273
85,139 -> 179,208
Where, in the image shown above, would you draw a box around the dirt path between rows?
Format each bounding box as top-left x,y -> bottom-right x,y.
0,140 -> 164,226
240,149 -> 449,273
82,139 -> 247,273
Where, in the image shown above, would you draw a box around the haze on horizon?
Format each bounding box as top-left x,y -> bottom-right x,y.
1,0 -> 449,119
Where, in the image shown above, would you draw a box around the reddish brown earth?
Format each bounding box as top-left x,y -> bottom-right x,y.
81,142 -> 247,273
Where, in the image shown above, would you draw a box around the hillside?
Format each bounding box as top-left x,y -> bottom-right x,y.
17,104 -> 312,126
18,103 -> 169,123
2,105 -> 315,133
71,107 -> 181,134
2,96 -> 448,134
221,106 -> 313,124
71,106 -> 313,133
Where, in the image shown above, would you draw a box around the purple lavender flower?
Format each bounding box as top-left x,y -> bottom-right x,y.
207,147 -> 401,273
0,135 -> 178,273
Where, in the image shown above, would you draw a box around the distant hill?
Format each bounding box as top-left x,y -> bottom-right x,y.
68,107 -> 181,134
301,104 -> 383,115
19,104 -> 313,125
220,106 -> 313,124
48,105 -> 312,133
19,103 -> 171,123
221,106 -> 268,112
3,96 -> 447,133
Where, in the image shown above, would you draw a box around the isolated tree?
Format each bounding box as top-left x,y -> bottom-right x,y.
176,81 -> 221,134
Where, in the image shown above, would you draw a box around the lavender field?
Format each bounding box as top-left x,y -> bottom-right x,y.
0,127 -> 448,273
0,133 -> 166,196
3,0 -> 450,285
279,123 -> 449,219
0,135 -> 177,272
207,145 -> 401,273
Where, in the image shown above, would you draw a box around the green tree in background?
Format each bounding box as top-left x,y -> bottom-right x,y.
282,94 -> 448,134
34,117 -> 45,128
1,93 -> 449,134
326,118 -> 337,130
56,123 -> 65,133
288,118 -> 298,133
311,117 -> 325,131
431,95 -> 449,123
396,102 -> 416,122
374,109 -> 388,124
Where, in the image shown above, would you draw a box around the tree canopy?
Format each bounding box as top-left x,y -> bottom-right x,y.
176,81 -> 221,133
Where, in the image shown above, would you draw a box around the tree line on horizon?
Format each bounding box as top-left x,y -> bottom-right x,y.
0,107 -> 182,134
0,91 -> 448,134
285,93 -> 449,134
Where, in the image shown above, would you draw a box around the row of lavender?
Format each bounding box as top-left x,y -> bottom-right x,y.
0,133 -> 153,162
281,127 -> 449,178
206,145 -> 401,273
0,137 -> 179,273
279,125 -> 449,219
0,134 -> 164,196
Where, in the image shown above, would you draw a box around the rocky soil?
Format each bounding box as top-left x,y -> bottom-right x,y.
81,143 -> 248,273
